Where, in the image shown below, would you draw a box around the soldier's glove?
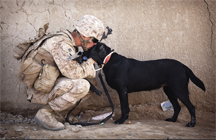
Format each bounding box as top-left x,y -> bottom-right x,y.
89,45 -> 103,65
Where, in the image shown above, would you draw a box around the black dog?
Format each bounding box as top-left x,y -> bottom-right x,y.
87,42 -> 205,127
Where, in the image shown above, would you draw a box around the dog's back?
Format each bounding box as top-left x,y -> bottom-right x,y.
105,55 -> 187,92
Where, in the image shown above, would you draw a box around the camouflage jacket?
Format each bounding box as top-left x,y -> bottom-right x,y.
41,29 -> 95,79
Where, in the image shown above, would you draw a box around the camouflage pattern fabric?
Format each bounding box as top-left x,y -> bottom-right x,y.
74,15 -> 104,41
42,29 -> 95,79
48,78 -> 90,111
27,29 -> 95,111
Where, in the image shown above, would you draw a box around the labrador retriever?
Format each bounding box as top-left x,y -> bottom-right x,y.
86,42 -> 205,127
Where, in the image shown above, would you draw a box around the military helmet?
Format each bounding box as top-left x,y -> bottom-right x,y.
74,15 -> 104,41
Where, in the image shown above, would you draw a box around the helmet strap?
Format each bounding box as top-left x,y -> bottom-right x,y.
75,30 -> 93,51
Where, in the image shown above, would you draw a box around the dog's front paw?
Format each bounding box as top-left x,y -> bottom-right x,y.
114,116 -> 128,124
165,118 -> 176,122
186,122 -> 196,127
114,119 -> 125,124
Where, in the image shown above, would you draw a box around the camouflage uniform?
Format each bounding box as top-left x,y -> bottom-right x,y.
32,15 -> 105,131
28,29 -> 95,111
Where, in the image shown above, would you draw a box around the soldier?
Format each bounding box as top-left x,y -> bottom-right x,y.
28,15 -> 105,131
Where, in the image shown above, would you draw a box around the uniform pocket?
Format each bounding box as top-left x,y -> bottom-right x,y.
34,64 -> 60,92
20,57 -> 42,88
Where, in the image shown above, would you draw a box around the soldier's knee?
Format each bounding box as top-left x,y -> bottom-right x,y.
79,79 -> 90,92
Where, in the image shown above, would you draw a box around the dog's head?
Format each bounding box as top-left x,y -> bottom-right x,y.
84,42 -> 112,65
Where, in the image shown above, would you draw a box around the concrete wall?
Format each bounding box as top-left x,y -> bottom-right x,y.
0,0 -> 215,115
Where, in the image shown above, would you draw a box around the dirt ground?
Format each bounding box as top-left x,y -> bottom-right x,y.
0,103 -> 215,139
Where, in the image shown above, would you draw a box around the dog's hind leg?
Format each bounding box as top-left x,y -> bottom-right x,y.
169,83 -> 196,127
177,92 -> 196,127
163,86 -> 181,122
114,88 -> 130,124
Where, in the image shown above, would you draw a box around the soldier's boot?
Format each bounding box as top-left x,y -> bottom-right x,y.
34,105 -> 65,131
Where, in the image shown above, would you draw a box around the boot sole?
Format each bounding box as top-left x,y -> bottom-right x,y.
34,115 -> 64,131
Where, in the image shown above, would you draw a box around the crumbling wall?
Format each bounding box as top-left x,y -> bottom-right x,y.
0,0 -> 215,116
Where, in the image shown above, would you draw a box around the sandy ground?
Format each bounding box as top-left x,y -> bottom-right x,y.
0,104 -> 215,139
1,119 -> 215,139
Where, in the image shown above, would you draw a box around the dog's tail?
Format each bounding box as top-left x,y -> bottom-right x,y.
184,65 -> 206,92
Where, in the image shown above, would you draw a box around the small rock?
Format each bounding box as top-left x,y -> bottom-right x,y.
76,125 -> 82,128
16,121 -> 22,124
64,122 -> 71,128
104,131 -> 111,133
167,137 -> 173,140
64,122 -> 70,126
126,121 -> 131,124
16,115 -> 24,122
16,129 -> 22,132
27,119 -> 31,124
23,118 -> 28,123
71,127 -> 80,132
30,119 -> 36,124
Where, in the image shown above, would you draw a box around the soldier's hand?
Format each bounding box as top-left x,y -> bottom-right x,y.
89,58 -> 96,64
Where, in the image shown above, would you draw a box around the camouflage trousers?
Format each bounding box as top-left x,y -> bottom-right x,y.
26,77 -> 91,111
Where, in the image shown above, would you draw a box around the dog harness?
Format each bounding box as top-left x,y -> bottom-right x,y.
103,51 -> 114,65
95,51 -> 114,71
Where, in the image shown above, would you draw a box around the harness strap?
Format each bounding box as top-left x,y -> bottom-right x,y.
22,33 -> 64,60
22,30 -> 73,60
103,51 -> 114,64
65,72 -> 114,126
95,51 -> 114,72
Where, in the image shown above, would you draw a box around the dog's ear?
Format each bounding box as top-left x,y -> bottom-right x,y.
98,44 -> 107,59
99,44 -> 105,51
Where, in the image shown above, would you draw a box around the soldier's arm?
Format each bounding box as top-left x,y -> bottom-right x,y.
45,36 -> 96,79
